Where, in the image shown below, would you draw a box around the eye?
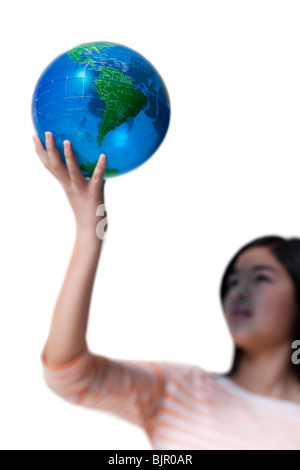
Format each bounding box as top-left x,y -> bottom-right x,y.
227,275 -> 269,288
256,275 -> 269,282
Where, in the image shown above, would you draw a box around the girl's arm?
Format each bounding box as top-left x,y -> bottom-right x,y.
45,230 -> 102,365
33,132 -> 107,366
35,132 -> 171,432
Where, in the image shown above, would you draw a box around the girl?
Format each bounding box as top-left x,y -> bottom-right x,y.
33,132 -> 300,450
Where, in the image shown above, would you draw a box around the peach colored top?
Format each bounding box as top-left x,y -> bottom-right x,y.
41,347 -> 300,450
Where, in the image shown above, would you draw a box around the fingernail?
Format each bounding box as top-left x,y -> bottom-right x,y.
45,132 -> 51,141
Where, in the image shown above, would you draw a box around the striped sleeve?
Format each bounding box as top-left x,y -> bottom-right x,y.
40,345 -> 171,429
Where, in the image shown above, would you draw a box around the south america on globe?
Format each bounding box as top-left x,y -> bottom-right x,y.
31,41 -> 171,179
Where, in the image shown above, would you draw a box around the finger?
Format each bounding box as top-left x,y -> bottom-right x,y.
63,140 -> 85,186
33,135 -> 51,169
45,132 -> 70,185
91,154 -> 107,185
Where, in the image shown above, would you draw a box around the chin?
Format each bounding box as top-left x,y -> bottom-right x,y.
230,329 -> 258,350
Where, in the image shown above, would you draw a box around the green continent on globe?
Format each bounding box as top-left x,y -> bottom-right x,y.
94,66 -> 148,145
79,161 -> 119,179
67,41 -> 116,71
68,45 -> 148,148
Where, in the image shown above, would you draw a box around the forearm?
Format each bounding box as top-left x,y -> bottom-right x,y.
44,230 -> 103,366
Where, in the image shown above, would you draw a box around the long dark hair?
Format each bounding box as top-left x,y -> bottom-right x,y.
219,235 -> 300,380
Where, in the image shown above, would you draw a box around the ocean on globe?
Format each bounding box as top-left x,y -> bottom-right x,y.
31,41 -> 171,179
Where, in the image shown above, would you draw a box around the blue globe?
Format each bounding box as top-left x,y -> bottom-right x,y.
31,41 -> 171,179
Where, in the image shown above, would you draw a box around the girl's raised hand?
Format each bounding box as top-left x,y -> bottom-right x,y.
33,131 -> 108,237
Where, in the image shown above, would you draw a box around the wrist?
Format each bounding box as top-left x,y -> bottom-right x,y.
75,225 -> 104,248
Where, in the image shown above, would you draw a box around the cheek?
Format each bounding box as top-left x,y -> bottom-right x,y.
256,286 -> 296,335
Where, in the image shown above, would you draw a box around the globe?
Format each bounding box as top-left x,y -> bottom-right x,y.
31,41 -> 171,179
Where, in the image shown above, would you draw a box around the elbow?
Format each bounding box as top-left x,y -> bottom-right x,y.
40,347 -> 97,405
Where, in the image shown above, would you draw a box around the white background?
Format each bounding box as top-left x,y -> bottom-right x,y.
1,0 -> 300,450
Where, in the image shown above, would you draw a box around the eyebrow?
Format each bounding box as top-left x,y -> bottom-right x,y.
229,265 -> 277,275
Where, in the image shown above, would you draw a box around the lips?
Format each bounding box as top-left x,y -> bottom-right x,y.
230,306 -> 252,320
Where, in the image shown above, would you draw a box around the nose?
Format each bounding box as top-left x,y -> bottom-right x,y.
231,291 -> 248,303
230,282 -> 249,303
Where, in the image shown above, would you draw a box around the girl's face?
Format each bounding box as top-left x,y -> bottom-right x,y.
222,246 -> 298,353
